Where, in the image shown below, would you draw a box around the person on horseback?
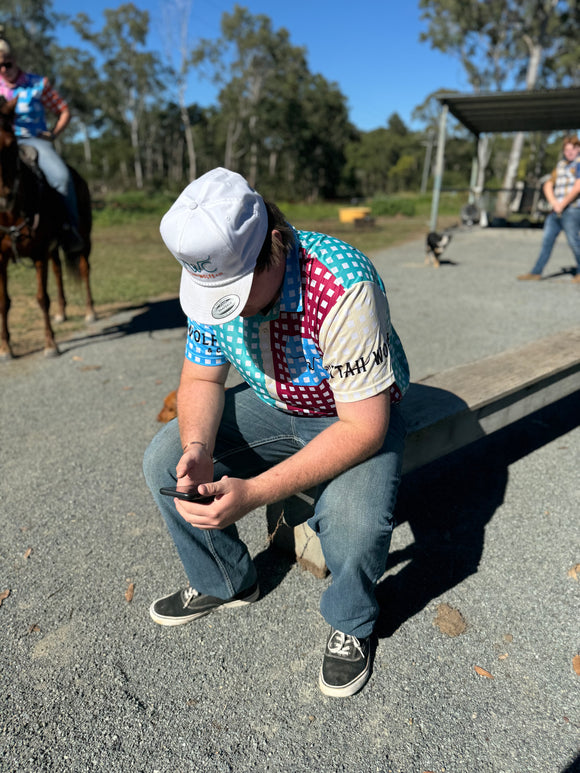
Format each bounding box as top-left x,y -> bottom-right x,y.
0,35 -> 83,254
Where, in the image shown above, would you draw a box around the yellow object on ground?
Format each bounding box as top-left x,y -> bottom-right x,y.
338,206 -> 371,223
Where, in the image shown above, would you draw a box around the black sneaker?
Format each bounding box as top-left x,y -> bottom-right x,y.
319,627 -> 371,697
149,582 -> 259,626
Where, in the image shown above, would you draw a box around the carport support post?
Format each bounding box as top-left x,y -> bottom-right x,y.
429,103 -> 448,233
468,137 -> 479,204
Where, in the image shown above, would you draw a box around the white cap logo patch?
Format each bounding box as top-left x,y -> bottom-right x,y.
211,295 -> 241,320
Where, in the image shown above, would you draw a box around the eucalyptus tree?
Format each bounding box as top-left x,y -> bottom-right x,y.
191,5 -> 354,198
160,0 -> 198,181
72,3 -> 165,189
0,0 -> 58,75
53,46 -> 103,171
192,5 -> 311,187
291,73 -> 355,200
419,0 -> 572,216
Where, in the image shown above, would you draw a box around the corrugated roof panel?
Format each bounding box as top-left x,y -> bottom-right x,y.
438,88 -> 580,134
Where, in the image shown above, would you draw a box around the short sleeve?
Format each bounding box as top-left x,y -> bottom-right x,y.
318,282 -> 401,402
185,318 -> 228,366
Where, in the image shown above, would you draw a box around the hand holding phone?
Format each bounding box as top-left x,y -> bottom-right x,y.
159,484 -> 214,504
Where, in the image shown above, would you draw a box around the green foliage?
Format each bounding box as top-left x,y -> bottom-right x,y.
370,197 -> 416,217
92,190 -> 176,226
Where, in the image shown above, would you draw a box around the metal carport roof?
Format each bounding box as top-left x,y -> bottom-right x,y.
437,87 -> 580,135
429,87 -> 580,230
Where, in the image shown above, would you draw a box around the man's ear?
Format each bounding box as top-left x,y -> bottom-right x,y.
271,229 -> 284,264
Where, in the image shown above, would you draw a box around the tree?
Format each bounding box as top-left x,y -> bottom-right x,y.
161,0 -> 197,181
0,0 -> 59,75
73,4 -> 165,189
192,5 -> 309,186
190,4 -> 354,198
53,46 -> 102,170
419,0 -> 571,215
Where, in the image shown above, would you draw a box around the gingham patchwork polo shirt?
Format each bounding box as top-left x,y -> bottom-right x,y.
185,229 -> 409,416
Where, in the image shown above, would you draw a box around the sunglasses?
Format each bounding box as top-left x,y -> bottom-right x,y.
0,61 -> 14,70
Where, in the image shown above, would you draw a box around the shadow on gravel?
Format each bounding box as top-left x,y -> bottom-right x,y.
61,297 -> 186,353
560,754 -> 580,773
375,391 -> 580,638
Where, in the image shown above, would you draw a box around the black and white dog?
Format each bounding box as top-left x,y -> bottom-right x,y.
425,231 -> 451,268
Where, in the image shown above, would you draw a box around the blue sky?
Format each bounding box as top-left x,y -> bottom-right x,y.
52,0 -> 471,132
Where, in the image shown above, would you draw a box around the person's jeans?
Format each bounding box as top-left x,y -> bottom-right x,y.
19,137 -> 79,226
531,208 -> 580,275
143,383 -> 407,638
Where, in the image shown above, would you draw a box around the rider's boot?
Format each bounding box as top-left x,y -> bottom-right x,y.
59,221 -> 84,255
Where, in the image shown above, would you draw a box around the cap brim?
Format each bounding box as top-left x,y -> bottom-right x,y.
179,267 -> 255,325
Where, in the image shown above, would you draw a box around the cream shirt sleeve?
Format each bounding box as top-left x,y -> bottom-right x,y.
318,281 -> 397,402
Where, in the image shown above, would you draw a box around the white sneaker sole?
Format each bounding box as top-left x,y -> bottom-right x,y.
318,661 -> 371,697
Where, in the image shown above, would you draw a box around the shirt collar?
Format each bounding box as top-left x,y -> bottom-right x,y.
258,232 -> 303,321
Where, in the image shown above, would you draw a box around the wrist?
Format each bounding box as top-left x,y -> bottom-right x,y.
182,439 -> 208,453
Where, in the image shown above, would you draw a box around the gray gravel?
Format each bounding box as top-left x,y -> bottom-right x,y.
1,224 -> 579,773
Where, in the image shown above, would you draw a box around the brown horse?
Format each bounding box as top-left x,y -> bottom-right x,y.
0,96 -> 95,359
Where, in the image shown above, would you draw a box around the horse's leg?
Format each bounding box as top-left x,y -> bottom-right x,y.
50,247 -> 67,323
35,256 -> 58,357
0,257 -> 13,360
78,252 -> 96,323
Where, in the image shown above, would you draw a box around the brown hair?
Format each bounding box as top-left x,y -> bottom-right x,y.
562,134 -> 580,150
255,199 -> 295,272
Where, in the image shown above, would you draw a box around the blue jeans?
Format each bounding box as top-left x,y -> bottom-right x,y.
143,383 -> 406,639
531,208 -> 580,275
19,137 -> 79,226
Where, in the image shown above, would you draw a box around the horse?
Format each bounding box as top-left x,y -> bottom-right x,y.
0,95 -> 95,360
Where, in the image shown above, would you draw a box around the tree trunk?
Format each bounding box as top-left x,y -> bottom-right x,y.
181,105 -> 197,182
131,121 -> 144,190
269,150 -> 278,177
80,121 -> 92,169
224,119 -> 242,170
495,40 -> 543,217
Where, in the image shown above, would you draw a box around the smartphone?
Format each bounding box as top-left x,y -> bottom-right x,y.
159,485 -> 214,504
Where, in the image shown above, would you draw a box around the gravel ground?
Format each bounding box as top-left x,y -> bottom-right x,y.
1,225 -> 579,773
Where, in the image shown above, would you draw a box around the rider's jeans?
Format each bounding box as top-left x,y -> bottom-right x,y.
143,383 -> 406,639
19,136 -> 79,225
531,208 -> 580,275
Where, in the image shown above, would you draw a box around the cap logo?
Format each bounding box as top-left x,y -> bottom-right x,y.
211,295 -> 241,320
182,257 -> 217,275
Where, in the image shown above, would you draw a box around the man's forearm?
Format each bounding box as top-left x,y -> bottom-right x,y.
246,396 -> 391,507
177,378 -> 225,455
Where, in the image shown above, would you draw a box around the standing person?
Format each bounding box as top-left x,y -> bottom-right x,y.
143,167 -> 410,698
0,36 -> 82,253
518,135 -> 580,283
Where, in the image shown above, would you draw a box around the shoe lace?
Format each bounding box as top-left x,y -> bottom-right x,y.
328,629 -> 364,658
182,587 -> 200,607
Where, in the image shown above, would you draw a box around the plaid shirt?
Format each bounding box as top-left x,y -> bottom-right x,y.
553,158 -> 580,209
0,71 -> 68,138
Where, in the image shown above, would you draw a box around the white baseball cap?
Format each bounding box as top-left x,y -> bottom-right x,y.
160,167 -> 268,325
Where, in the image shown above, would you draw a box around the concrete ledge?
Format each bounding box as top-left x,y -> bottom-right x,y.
267,327 -> 580,576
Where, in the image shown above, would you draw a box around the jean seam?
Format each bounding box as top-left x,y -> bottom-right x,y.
203,530 -> 235,597
213,434 -> 301,464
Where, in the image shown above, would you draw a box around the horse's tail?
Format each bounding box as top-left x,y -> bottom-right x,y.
62,248 -> 82,279
63,165 -> 92,279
